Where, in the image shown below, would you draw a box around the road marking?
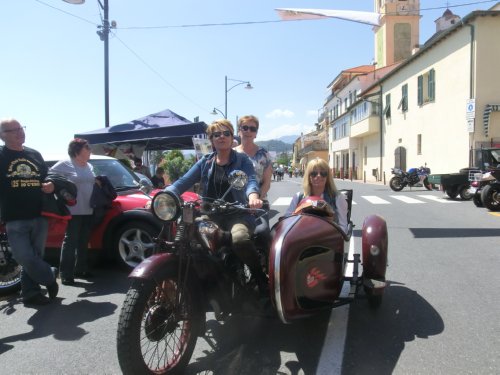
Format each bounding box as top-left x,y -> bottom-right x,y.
316,233 -> 355,374
271,197 -> 292,206
416,195 -> 460,203
390,195 -> 425,204
362,195 -> 390,204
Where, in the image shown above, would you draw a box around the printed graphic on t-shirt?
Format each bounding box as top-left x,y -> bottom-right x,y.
6,158 -> 42,188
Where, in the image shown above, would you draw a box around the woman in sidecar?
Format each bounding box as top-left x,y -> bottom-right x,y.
286,158 -> 349,233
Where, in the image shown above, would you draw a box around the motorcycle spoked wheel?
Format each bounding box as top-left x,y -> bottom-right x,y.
389,177 -> 405,191
116,266 -> 203,375
481,184 -> 500,211
0,237 -> 22,296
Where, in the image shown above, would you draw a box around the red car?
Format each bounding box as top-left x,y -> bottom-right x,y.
43,155 -> 165,268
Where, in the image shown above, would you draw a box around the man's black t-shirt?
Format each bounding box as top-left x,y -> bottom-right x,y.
0,146 -> 48,221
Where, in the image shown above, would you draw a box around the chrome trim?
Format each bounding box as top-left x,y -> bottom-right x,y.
363,278 -> 386,289
273,215 -> 301,324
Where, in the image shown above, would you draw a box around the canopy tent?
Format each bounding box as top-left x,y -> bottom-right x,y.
74,109 -> 207,153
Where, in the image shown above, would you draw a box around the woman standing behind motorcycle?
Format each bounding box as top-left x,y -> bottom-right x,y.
164,119 -> 268,292
233,115 -> 272,200
286,158 -> 349,233
50,138 -> 95,285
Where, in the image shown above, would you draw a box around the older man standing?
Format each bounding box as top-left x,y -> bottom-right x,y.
0,118 -> 59,306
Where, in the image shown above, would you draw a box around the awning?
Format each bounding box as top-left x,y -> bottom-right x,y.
483,104 -> 500,137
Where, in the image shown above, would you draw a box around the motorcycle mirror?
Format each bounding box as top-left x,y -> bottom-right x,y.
218,170 -> 247,201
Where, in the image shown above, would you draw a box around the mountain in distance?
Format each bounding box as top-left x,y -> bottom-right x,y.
256,134 -> 298,153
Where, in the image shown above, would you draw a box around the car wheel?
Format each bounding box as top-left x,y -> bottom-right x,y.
113,221 -> 158,268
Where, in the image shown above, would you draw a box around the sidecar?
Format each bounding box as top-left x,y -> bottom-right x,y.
268,190 -> 388,324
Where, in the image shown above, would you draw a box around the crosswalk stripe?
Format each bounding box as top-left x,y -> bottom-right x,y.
271,194 -> 463,206
390,195 -> 425,204
362,196 -> 391,204
271,197 -> 293,206
416,195 -> 460,203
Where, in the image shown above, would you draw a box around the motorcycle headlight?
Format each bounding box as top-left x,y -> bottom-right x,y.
151,191 -> 181,222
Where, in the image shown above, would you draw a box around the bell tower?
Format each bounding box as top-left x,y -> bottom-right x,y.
374,0 -> 421,67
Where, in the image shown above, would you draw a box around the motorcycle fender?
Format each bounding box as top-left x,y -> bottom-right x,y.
362,215 -> 388,284
129,253 -> 178,280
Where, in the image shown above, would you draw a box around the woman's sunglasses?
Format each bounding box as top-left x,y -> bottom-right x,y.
240,125 -> 257,133
310,171 -> 328,178
212,130 -> 232,138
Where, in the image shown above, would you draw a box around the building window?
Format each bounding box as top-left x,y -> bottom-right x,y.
398,84 -> 408,112
384,93 -> 391,118
417,134 -> 422,154
417,68 -> 436,106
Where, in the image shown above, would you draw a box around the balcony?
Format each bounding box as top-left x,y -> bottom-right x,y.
298,141 -> 329,157
350,115 -> 379,138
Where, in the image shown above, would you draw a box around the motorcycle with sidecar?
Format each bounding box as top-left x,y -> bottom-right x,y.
116,171 -> 388,374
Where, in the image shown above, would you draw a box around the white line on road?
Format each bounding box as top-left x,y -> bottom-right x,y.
361,195 -> 391,204
417,195 -> 460,203
390,195 -> 425,204
271,197 -> 292,206
316,234 -> 356,374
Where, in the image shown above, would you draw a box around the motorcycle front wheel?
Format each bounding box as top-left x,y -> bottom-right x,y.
389,177 -> 405,191
481,184 -> 500,211
0,235 -> 22,296
117,266 -> 203,375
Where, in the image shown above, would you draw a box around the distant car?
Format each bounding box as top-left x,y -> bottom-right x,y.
44,155 -> 162,268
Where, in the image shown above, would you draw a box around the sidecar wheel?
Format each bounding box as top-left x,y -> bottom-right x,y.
389,177 -> 404,192
117,266 -> 203,375
364,286 -> 383,309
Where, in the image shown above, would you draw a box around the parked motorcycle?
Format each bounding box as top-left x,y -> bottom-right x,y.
0,223 -> 22,296
116,171 -> 388,374
389,166 -> 432,192
471,169 -> 500,211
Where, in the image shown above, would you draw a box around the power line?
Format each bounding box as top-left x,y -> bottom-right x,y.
112,33 -> 209,114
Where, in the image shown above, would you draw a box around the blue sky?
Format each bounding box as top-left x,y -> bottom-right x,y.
1,0 -> 497,156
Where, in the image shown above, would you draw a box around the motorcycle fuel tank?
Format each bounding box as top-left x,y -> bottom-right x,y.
269,214 -> 346,323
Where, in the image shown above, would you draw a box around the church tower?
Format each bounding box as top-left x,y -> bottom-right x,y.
374,0 -> 421,67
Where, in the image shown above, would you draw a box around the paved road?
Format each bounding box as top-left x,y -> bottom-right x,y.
1,177 -> 499,374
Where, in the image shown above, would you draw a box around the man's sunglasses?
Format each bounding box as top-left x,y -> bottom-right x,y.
212,130 -> 232,138
240,125 -> 257,133
310,171 -> 328,178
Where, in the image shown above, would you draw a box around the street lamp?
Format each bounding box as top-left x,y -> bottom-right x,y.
210,107 -> 225,117
216,75 -> 253,119
63,0 -> 111,128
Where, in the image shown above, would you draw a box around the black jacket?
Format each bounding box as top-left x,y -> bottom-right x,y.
41,172 -> 78,220
90,175 -> 117,226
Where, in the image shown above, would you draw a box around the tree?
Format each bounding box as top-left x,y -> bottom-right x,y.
160,150 -> 196,183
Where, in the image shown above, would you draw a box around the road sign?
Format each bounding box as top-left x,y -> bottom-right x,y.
466,98 -> 476,119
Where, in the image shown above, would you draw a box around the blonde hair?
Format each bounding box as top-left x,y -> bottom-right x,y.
302,158 -> 337,197
237,115 -> 259,130
207,119 -> 234,139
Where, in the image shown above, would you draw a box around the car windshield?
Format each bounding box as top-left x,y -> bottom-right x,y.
89,159 -> 140,191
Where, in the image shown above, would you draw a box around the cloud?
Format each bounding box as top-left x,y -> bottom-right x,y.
265,109 -> 295,119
